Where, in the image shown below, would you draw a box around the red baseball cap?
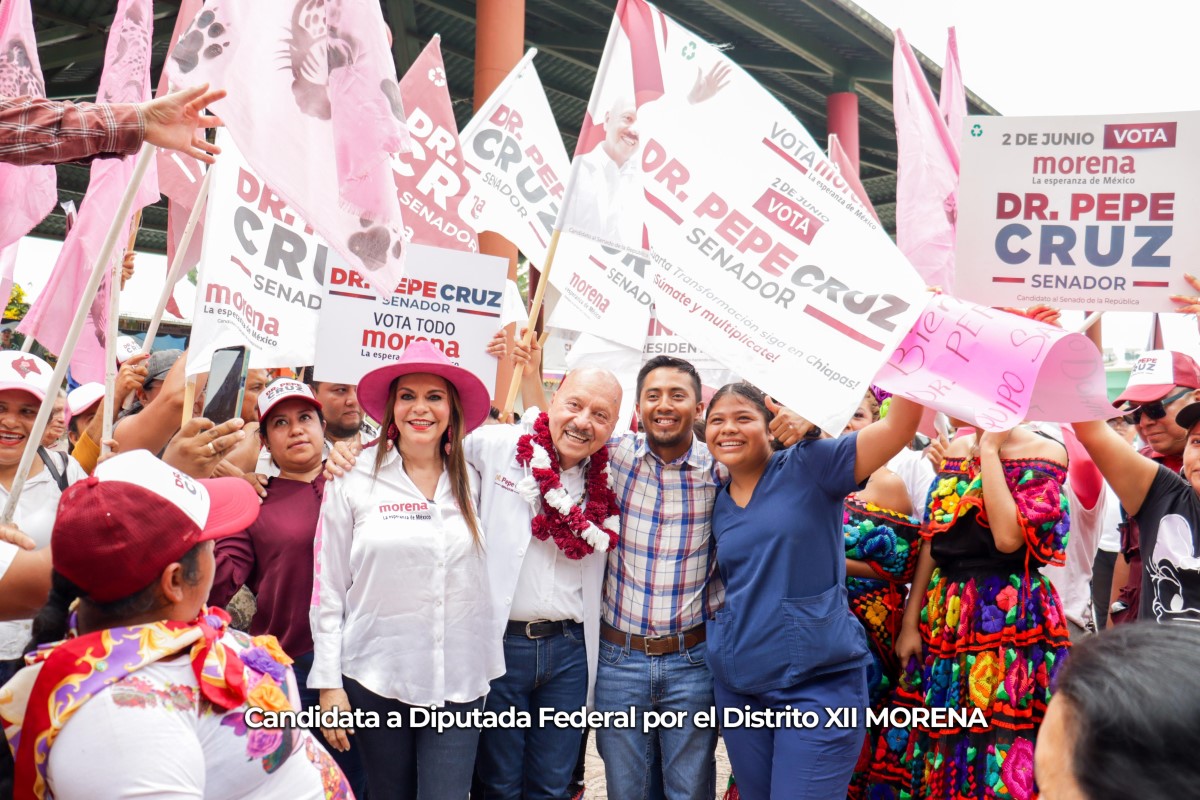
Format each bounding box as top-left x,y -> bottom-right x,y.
53,450 -> 260,603
1114,350 -> 1200,406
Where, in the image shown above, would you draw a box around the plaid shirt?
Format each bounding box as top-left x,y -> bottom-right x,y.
0,96 -> 143,167
604,433 -> 726,635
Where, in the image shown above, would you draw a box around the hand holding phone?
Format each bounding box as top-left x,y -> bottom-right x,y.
202,345 -> 250,425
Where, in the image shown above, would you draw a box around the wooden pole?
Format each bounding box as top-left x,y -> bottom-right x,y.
2,145 -> 156,522
500,229 -> 559,419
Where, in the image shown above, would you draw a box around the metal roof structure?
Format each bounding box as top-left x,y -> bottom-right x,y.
27,0 -> 997,253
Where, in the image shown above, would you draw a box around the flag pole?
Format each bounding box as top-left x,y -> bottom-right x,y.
141,165 -> 213,355
2,144 -> 156,523
500,228 -> 559,419
100,214 -> 142,457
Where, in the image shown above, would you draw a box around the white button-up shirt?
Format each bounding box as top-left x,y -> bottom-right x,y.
508,462 -> 587,623
464,411 -> 606,705
309,447 -> 502,706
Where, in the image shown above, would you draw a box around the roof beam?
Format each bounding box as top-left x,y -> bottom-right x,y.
38,5 -> 179,71
695,0 -> 847,77
384,0 -> 424,74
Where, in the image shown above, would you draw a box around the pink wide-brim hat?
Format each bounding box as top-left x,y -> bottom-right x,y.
356,340 -> 491,433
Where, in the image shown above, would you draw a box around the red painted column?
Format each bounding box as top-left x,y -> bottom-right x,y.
827,91 -> 860,174
474,0 -> 525,400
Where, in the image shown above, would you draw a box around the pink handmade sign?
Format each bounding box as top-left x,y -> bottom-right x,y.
875,293 -> 1114,431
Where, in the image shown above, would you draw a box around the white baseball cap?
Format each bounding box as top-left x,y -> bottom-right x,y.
257,378 -> 322,422
0,352 -> 54,402
65,382 -> 105,426
115,335 -> 143,365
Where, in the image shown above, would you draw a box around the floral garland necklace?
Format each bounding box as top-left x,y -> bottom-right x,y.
515,412 -> 619,560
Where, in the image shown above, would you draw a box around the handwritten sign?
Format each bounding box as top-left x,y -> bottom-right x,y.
875,294 -> 1114,431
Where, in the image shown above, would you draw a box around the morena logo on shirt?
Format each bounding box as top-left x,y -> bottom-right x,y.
379,502 -> 429,514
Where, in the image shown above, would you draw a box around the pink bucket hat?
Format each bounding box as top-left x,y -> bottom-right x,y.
356,341 -> 491,433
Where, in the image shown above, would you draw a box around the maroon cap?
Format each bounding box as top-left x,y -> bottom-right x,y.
52,450 -> 260,603
1115,350 -> 1200,406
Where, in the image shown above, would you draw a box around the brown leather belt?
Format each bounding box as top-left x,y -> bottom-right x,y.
601,621 -> 706,656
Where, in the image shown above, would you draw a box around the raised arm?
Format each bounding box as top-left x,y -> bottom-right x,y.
1071,419 -> 1158,516
113,353 -> 189,454
854,395 -> 922,483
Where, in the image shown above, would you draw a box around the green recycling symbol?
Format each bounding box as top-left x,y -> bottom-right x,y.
682,41 -> 696,60
970,123 -> 983,138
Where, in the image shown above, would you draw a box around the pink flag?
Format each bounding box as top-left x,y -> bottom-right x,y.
394,36 -> 478,251
0,0 -> 57,250
939,27 -> 966,157
827,133 -> 879,222
156,0 -> 205,318
18,0 -> 159,383
166,0 -> 412,298
893,29 -> 959,293
0,242 -> 18,315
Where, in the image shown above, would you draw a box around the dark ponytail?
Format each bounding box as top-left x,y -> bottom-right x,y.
25,571 -> 84,655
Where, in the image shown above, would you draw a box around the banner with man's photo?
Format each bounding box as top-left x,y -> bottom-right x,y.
548,0 -> 928,432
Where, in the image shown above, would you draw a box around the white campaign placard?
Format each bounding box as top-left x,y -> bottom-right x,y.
186,132 -> 332,376
314,243 -> 508,388
955,111 -> 1200,311
548,0 -> 927,432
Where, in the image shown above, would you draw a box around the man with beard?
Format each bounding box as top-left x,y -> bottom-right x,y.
304,368 -> 369,445
511,352 -> 810,799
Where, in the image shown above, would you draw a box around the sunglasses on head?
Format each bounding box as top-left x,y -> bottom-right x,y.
1122,388 -> 1193,425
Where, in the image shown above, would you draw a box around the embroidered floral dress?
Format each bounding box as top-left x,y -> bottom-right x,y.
901,457 -> 1071,800
843,496 -> 922,800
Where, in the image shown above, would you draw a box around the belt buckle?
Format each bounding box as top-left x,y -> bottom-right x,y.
525,620 -> 548,639
641,634 -> 669,656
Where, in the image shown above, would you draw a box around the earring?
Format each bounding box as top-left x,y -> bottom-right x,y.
387,423 -> 399,440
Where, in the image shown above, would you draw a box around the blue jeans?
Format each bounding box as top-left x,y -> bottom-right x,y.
292,652 -> 368,799
475,623 -> 588,800
343,676 -> 484,800
594,636 -> 717,800
714,666 -> 868,800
